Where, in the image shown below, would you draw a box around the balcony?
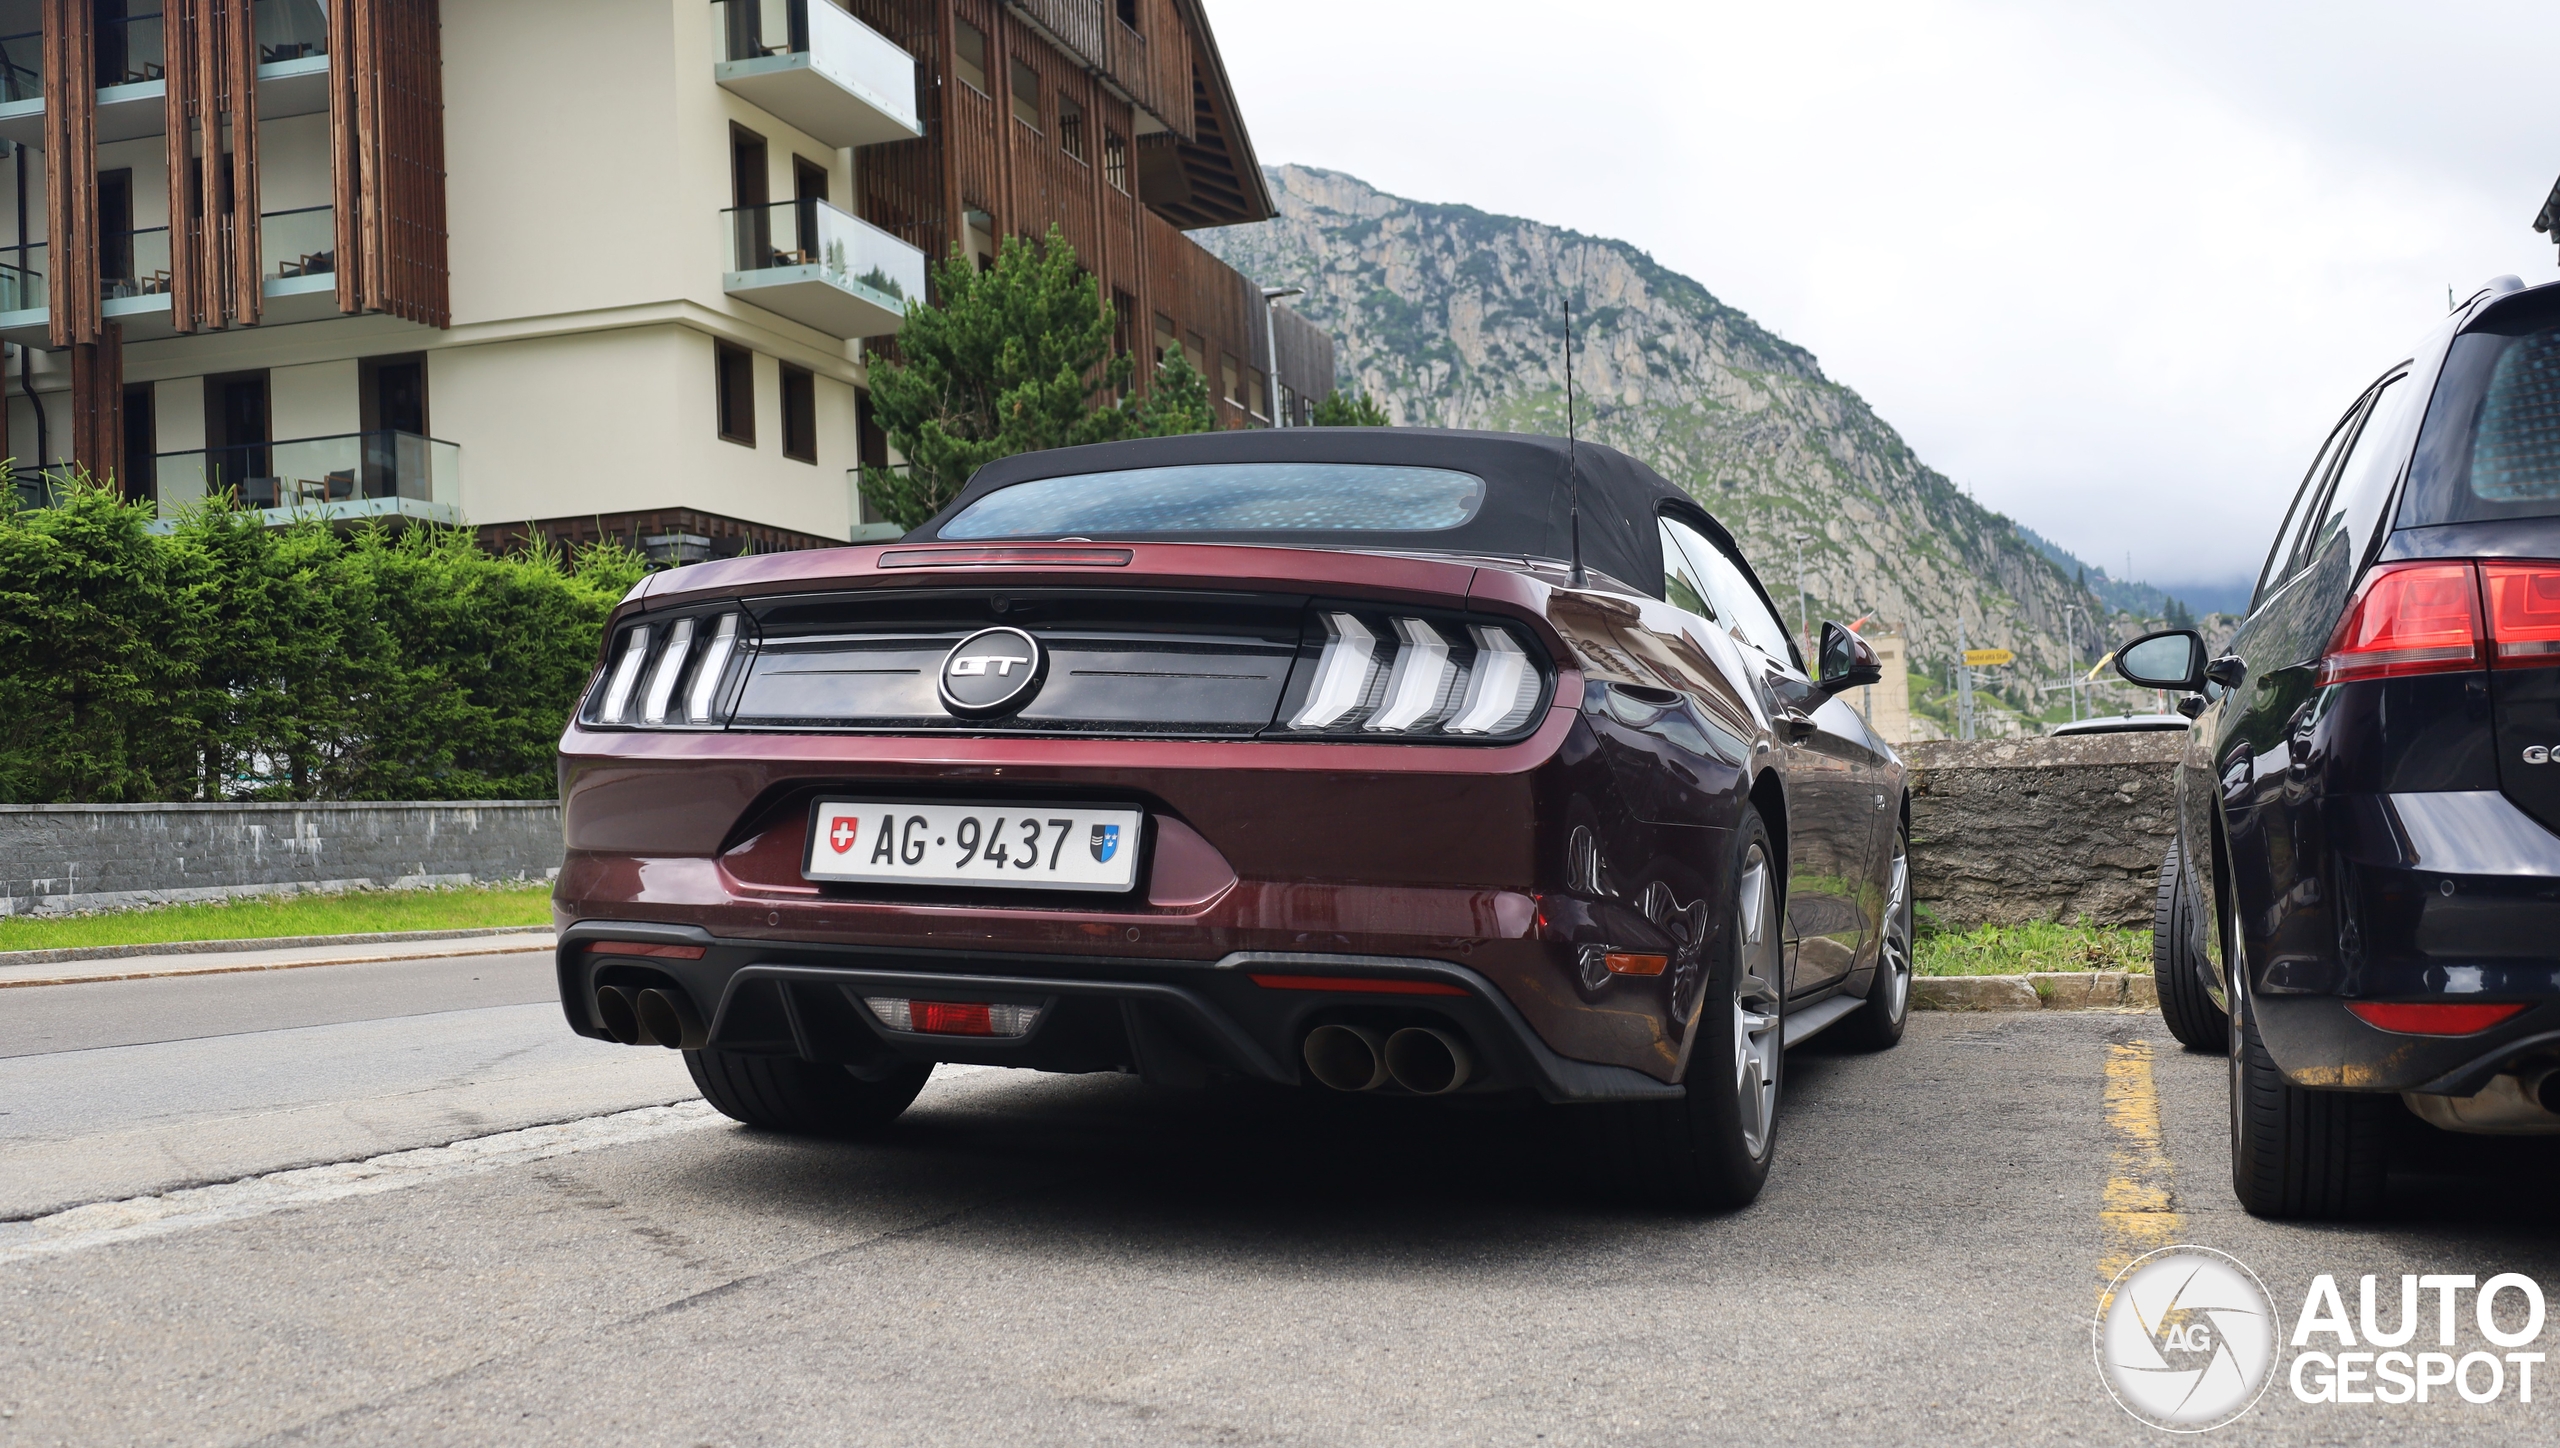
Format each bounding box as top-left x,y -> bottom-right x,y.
723,198 -> 922,339
711,0 -> 920,149
0,206 -> 339,343
154,429 -> 461,527
0,0 -> 332,148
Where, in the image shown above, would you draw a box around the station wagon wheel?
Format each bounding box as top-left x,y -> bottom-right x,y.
1732,845 -> 1785,1155
1837,814 -> 1913,1050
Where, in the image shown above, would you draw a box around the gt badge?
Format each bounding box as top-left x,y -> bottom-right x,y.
938,626 -> 1047,718
1090,824 -> 1121,863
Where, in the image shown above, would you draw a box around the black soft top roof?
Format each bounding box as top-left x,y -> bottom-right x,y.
910,426 -> 1718,599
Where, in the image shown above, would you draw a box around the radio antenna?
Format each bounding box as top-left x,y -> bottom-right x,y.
1564,294 -> 1585,588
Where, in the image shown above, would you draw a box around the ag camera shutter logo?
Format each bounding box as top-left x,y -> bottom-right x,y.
938,627 -> 1046,718
2095,1247 -> 2281,1432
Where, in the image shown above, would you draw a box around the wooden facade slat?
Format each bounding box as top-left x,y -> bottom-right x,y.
41,0 -> 97,348
842,0 -> 1324,425
335,0 -> 448,327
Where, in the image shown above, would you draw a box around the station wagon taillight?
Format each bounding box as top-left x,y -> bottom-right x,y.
2318,563 -> 2484,686
2483,563 -> 2560,667
2320,561 -> 2560,686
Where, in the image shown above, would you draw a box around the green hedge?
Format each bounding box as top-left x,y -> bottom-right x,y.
0,480 -> 645,803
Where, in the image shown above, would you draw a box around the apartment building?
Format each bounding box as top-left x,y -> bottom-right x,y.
0,0 -> 1334,558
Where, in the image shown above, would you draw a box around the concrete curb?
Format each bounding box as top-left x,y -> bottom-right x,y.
0,925 -> 554,969
1914,971 -> 2157,1012
0,930 -> 560,990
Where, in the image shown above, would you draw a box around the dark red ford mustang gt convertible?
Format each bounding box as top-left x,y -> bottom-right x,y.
554,428 -> 1911,1206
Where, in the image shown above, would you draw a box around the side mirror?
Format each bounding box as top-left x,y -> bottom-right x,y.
2114,629 -> 2206,692
1814,621 -> 1883,697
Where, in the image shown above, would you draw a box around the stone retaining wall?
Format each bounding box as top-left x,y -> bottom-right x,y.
0,802 -> 565,916
1904,733 -> 2184,929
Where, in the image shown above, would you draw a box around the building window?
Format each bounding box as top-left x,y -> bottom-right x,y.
780,364 -> 817,463
716,342 -> 756,446
953,21 -> 988,93
1058,97 -> 1085,163
1103,130 -> 1128,193
1221,354 -> 1241,408
1154,313 -> 1178,368
1244,366 -> 1267,422
1111,287 -> 1136,363
1115,0 -> 1139,29
1009,58 -> 1040,130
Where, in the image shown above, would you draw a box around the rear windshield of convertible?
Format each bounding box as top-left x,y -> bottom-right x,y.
937,462 -> 1487,539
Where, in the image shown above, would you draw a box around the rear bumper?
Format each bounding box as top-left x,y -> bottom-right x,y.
558,920 -> 1682,1104
2254,789 -> 2560,1092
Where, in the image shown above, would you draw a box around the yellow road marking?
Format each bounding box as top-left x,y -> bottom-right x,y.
2098,1039 -> 2182,1300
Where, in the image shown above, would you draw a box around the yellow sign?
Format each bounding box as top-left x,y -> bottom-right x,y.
1963,648 -> 2015,667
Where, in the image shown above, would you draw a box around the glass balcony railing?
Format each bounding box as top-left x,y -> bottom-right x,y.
262,204 -> 334,280
158,430 -> 459,513
724,197 -> 923,302
0,238 -> 46,312
0,29 -> 37,103
253,0 -> 328,63
100,227 -> 171,301
97,11 -> 165,86
709,0 -> 919,146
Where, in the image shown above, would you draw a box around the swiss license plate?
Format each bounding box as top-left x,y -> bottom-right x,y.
804,800 -> 1143,892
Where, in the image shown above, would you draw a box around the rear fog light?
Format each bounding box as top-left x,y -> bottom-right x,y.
864,998 -> 1042,1036
2345,1001 -> 2529,1036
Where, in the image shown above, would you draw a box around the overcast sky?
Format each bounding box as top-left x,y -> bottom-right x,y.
1199,0 -> 2560,600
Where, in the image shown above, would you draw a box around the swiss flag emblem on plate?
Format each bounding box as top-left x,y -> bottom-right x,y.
827,815 -> 861,854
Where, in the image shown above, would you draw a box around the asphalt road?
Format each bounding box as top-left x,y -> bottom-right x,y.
3,954 -> 2558,1446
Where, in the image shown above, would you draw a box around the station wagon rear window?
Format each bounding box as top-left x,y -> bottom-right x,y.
937,462 -> 1487,538
2402,298 -> 2560,525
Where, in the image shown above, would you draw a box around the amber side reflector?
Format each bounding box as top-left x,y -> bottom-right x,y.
583,940 -> 707,960
1604,952 -> 1670,977
878,546 -> 1134,569
1248,974 -> 1468,997
2345,1001 -> 2529,1036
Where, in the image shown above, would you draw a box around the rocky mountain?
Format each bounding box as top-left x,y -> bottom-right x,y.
1199,166 -> 2170,730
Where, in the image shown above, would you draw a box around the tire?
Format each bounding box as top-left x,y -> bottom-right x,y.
1605,807 -> 1786,1210
1834,811 -> 1912,1051
686,1049 -> 933,1137
2226,887 -> 2389,1218
2153,838 -> 2230,1051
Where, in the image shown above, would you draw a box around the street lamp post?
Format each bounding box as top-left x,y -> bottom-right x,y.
1260,285 -> 1302,427
1790,532 -> 1813,662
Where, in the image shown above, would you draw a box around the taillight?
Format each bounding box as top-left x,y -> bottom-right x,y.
2317,563 -> 2483,687
2483,563 -> 2560,667
584,611 -> 752,728
2345,1001 -> 2529,1036
1278,610 -> 1548,739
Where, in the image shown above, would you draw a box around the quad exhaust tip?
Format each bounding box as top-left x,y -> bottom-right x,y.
1301,1023 -> 1473,1094
1303,1024 -> 1390,1092
595,984 -> 646,1046
595,984 -> 708,1050
636,987 -> 708,1051
1384,1027 -> 1471,1095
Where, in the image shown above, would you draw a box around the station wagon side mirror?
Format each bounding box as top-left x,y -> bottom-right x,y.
2114,629 -> 2206,692
1813,621 -> 1883,698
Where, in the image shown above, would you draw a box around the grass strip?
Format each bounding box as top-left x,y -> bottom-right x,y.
1915,919 -> 2150,977
0,882 -> 554,953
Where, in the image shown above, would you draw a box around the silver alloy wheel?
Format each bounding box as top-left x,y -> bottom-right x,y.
1734,846 -> 1784,1157
1879,831 -> 1913,1022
